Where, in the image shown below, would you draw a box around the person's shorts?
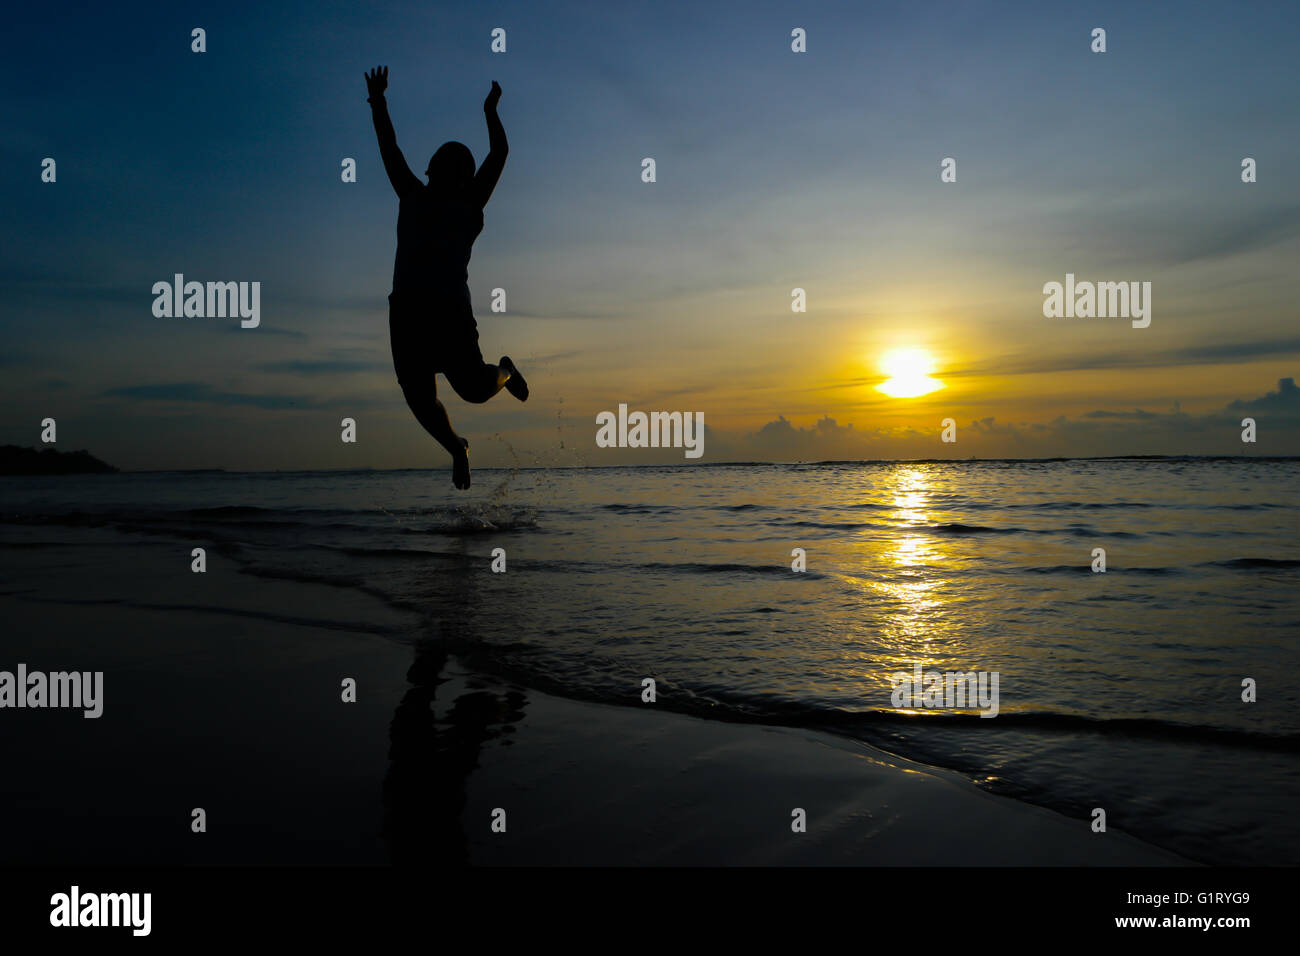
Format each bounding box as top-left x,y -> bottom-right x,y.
388,290 -> 483,388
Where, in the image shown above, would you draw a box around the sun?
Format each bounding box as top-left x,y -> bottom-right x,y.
875,348 -> 945,398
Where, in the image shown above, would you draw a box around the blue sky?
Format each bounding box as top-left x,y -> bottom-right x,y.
3,0 -> 1299,469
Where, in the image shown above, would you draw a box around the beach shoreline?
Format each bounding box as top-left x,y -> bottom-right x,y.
0,528 -> 1189,866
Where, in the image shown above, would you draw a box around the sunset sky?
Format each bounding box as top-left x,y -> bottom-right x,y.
4,0 -> 1299,470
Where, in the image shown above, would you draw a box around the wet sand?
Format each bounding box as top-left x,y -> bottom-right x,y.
0,531 -> 1188,866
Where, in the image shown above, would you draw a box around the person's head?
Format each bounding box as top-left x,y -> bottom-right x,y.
426,141 -> 475,191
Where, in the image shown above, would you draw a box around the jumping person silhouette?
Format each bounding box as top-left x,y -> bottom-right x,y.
366,66 -> 528,489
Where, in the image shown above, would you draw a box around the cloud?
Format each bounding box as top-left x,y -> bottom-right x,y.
1082,408 -> 1163,420
501,308 -> 630,321
103,383 -> 326,410
1228,376 -> 1300,414
223,325 -> 307,339
712,413 -> 924,461
256,359 -> 387,375
1169,205 -> 1300,267
527,350 -> 583,364
1030,199 -> 1300,273
712,379 -> 1300,461
951,338 -> 1300,380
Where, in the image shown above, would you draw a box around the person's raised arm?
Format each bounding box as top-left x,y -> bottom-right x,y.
474,81 -> 508,208
365,66 -> 421,198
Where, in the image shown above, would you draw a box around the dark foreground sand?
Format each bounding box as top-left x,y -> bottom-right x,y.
0,532 -> 1188,866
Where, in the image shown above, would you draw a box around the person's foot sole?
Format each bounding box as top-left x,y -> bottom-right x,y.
500,356 -> 529,401
452,437 -> 471,490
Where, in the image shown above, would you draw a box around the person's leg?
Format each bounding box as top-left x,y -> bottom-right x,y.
444,360 -> 511,404
401,383 -> 461,457
440,315 -> 528,404
391,295 -> 474,488
400,383 -> 472,489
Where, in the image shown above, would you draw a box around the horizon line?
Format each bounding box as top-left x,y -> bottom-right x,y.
66,453 -> 1300,476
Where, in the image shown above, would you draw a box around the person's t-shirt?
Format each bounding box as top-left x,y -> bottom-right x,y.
392,186 -> 484,304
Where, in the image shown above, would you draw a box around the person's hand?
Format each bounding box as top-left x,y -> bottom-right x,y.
365,66 -> 388,100
484,80 -> 502,112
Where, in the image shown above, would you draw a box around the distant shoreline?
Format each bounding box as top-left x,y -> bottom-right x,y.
0,445 -> 117,475
9,454 -> 1294,476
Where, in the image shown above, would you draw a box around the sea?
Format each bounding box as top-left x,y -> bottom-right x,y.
2,457 -> 1297,865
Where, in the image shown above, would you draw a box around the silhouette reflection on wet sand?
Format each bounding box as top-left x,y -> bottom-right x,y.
382,620 -> 528,864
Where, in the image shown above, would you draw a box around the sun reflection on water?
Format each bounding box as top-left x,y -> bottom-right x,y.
864,465 -> 966,685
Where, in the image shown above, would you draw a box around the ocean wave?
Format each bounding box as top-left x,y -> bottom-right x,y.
601,687 -> 1300,753
633,561 -> 797,577
397,511 -> 538,534
231,563 -> 426,615
923,522 -> 1142,538
773,519 -> 881,530
0,504 -> 539,537
925,522 -> 1016,535
1209,557 -> 1300,570
316,544 -> 445,560
1009,500 -> 1155,510
1022,564 -> 1180,576
14,592 -> 400,635
599,503 -> 680,514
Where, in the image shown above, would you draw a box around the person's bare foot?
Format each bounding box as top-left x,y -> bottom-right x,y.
452,437 -> 471,489
500,356 -> 528,401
